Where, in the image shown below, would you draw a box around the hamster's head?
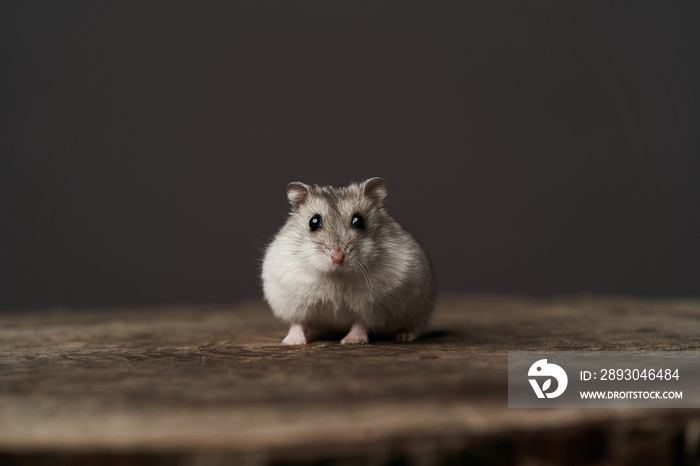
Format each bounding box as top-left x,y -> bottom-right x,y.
284,177 -> 388,274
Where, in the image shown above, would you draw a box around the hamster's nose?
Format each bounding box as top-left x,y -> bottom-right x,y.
331,249 -> 345,265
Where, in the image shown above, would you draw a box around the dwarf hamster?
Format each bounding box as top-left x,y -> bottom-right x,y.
261,177 -> 436,345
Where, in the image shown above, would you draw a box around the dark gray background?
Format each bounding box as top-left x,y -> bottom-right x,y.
2,2 -> 699,309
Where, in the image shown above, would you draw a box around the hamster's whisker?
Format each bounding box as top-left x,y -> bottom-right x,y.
354,259 -> 374,317
290,251 -> 318,263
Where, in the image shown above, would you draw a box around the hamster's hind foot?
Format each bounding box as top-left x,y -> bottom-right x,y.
282,323 -> 307,345
395,331 -> 416,343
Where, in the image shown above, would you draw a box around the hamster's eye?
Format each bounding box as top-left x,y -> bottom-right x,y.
309,214 -> 322,231
351,213 -> 365,230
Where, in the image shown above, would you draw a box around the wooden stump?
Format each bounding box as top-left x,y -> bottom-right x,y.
1,295 -> 699,465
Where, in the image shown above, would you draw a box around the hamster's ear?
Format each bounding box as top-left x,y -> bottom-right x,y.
287,182 -> 310,210
362,177 -> 387,208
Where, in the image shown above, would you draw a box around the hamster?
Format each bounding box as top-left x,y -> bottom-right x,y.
261,177 -> 436,345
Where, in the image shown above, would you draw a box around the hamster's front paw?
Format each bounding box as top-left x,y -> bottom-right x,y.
341,334 -> 369,345
282,334 -> 307,345
282,323 -> 307,346
341,322 -> 369,345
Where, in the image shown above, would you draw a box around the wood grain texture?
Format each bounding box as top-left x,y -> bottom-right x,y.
1,295 -> 700,465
